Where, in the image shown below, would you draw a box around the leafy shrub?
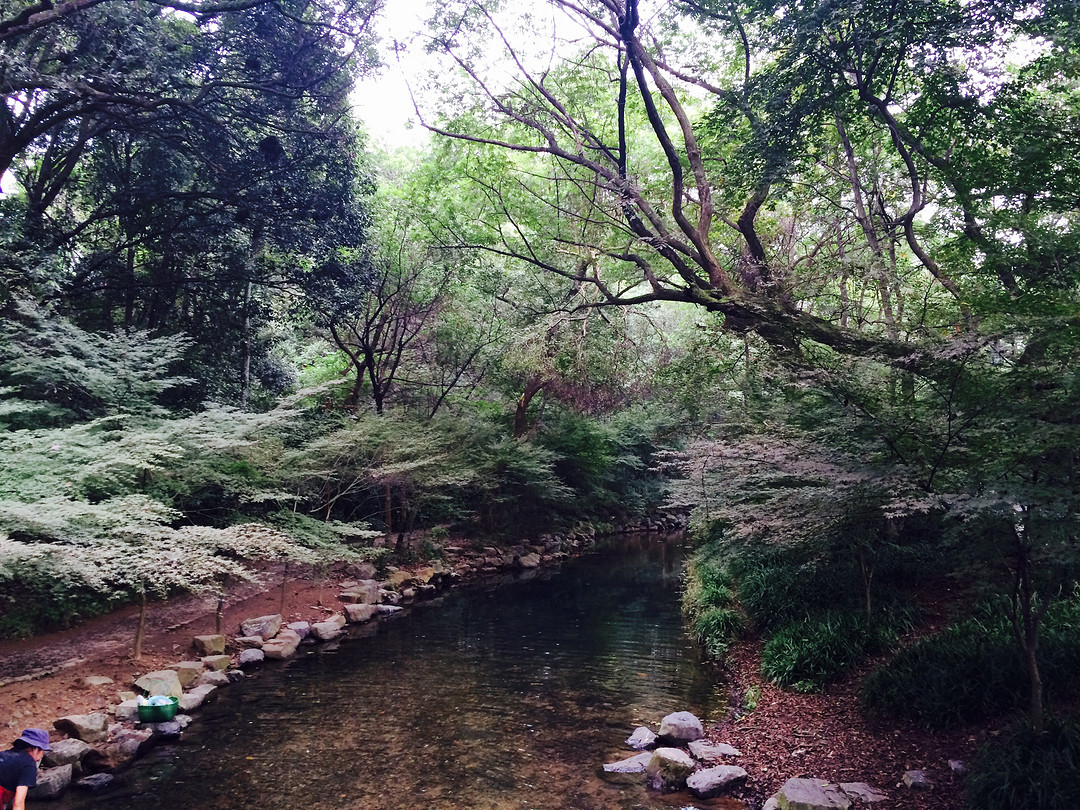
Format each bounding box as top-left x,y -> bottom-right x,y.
762,609 -> 912,691
692,606 -> 744,657
968,717 -> 1080,809
862,599 -> 1080,729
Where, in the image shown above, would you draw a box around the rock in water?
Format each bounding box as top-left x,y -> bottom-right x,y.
657,711 -> 704,745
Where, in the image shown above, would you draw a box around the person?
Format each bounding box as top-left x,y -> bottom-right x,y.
0,729 -> 50,810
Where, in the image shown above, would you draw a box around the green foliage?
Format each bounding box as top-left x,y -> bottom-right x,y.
862,599 -> 1080,729
968,717 -> 1080,810
761,609 -> 913,691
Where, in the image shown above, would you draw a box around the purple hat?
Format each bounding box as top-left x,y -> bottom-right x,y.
16,729 -> 51,751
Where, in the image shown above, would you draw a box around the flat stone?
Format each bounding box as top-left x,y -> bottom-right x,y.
169,661 -> 204,688
339,581 -> 380,604
238,648 -> 265,668
114,699 -> 140,723
197,670 -> 230,687
239,613 -> 282,640
776,777 -> 851,810
840,782 -> 887,802
517,552 -> 541,568
148,720 -> 181,740
310,620 -> 344,641
344,603 -> 378,623
324,613 -> 347,630
413,566 -> 436,584
234,635 -> 264,649
192,634 -> 226,656
626,726 -> 657,750
28,765 -> 71,799
949,759 -> 966,774
74,773 -> 115,792
377,604 -> 404,615
134,670 -> 183,699
43,739 -> 91,768
687,765 -> 748,799
602,752 -> 653,773
83,675 -> 114,687
201,654 -> 231,671
225,669 -> 245,683
286,620 -> 312,639
263,629 -> 301,659
688,739 -> 741,760
54,713 -> 109,742
903,770 -> 932,790
178,684 -> 217,712
657,711 -> 704,745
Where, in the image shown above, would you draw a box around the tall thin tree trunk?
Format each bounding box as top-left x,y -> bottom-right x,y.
133,587 -> 148,661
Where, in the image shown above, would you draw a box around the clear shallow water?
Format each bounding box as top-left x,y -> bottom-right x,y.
59,535 -> 732,809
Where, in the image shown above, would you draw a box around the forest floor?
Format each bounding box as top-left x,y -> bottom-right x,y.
0,562 -> 1003,810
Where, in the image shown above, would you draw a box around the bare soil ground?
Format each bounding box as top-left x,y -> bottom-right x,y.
0,562 -> 1001,809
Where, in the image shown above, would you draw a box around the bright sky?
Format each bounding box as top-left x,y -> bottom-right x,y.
351,0 -> 434,149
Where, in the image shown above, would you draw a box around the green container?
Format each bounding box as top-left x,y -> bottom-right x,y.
137,696 -> 179,723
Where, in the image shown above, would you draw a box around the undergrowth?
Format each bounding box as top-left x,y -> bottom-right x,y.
968,716 -> 1080,809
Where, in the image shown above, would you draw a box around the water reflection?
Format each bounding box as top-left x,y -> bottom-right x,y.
58,535 -> 731,809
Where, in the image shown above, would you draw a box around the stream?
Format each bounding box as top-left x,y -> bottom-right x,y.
56,534 -> 731,809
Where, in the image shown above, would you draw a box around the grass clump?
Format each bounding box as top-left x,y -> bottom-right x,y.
762,608 -> 914,691
968,717 -> 1080,809
862,598 -> 1080,729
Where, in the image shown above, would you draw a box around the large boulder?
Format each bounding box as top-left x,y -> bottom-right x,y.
83,729 -> 153,772
340,581 -> 380,605
645,747 -> 696,793
54,713 -> 109,743
840,783 -> 888,803
626,727 -> 658,750
239,613 -> 282,640
197,670 -> 230,687
234,635 -> 264,649
776,778 -> 852,810
310,620 -> 344,641
903,770 -> 932,790
344,603 -> 378,623
657,711 -> 704,745
517,552 -> 541,569
263,628 -> 301,659
179,684 -> 218,712
134,670 -> 183,699
686,765 -> 748,799
28,765 -> 71,800
169,661 -> 204,689
74,773 -> 115,793
43,739 -> 91,769
287,621 -> 312,640
114,699 -> 140,723
238,648 -> 265,668
192,634 -> 226,656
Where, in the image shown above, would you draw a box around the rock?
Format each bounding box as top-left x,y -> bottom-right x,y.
344,603 -> 378,623
377,604 -> 404,615
225,669 -> 245,683
602,752 -> 653,773
688,740 -> 741,760
74,773 -> 115,792
28,765 -> 72,799
43,739 -> 91,769
340,581 -> 381,604
380,589 -> 402,606
517,552 -> 541,568
840,783 -> 887,803
657,711 -> 704,745
175,714 -> 193,730
239,613 -> 282,640
310,620 -> 344,641
192,634 -> 226,656
401,587 -> 417,602
83,675 -> 114,687
148,720 -> 181,740
178,684 -> 217,712
903,770 -> 932,790
238,648 -> 265,668
134,670 -> 183,699
201,654 -> 231,672
169,661 -> 204,688
776,777 -> 851,810
54,713 -> 109,743
949,759 -> 966,774
326,613 -> 348,630
645,747 -> 696,793
413,566 -> 436,584
197,670 -> 230,687
85,729 -> 153,772
386,570 -> 413,589
263,629 -> 301,659
234,635 -> 264,649
287,621 -> 312,640
114,699 -> 140,723
626,726 -> 657,750
763,798 -> 780,810
686,765 -> 748,799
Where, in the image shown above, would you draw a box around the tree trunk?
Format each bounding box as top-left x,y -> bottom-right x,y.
514,378 -> 546,438
133,587 -> 147,661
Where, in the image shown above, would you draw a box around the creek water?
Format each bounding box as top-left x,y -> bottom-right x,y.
58,535 -> 734,809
